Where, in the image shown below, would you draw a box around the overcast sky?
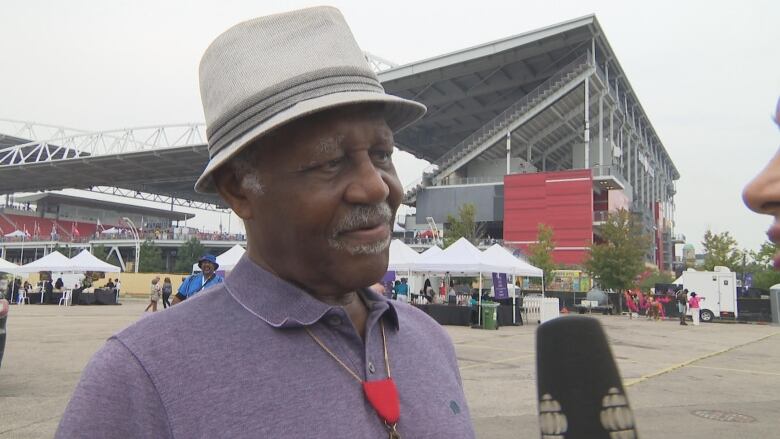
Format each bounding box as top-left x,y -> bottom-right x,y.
1,0 -> 778,253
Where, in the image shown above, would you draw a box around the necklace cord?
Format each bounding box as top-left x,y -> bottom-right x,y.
304,321 -> 390,382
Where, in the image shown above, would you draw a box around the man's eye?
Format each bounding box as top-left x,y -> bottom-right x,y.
322,157 -> 344,170
372,151 -> 392,163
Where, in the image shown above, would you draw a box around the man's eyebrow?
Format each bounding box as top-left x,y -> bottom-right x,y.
296,135 -> 344,170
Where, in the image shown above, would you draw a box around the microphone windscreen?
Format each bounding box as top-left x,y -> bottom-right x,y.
536,316 -> 637,438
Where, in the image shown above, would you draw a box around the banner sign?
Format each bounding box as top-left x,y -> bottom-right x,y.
492,272 -> 509,299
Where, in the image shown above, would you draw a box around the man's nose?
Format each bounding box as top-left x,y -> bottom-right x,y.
744,149 -> 780,215
344,158 -> 390,204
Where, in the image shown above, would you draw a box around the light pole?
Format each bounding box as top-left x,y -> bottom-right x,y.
122,217 -> 140,273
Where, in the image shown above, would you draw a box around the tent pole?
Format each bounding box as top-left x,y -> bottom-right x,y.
478,272 -> 482,327
542,275 -> 545,298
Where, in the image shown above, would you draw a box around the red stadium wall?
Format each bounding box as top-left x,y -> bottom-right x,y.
504,169 -> 594,265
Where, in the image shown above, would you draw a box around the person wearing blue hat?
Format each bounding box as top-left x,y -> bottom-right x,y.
172,254 -> 223,304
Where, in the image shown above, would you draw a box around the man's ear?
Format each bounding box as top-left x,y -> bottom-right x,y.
213,165 -> 254,220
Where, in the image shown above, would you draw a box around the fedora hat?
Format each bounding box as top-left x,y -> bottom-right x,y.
195,6 -> 426,193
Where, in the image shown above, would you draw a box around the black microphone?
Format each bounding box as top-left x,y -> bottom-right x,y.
536,316 -> 638,438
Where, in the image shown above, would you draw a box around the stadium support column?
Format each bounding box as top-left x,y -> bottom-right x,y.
598,92 -> 604,172
584,76 -> 590,169
506,130 -> 511,174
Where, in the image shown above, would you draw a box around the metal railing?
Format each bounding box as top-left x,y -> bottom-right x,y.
440,175 -> 505,186
0,124 -> 207,167
432,53 -> 593,180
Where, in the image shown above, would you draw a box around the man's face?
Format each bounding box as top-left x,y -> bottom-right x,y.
200,261 -> 216,276
219,105 -> 402,297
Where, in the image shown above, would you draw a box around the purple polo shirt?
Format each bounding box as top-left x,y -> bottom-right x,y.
56,255 -> 475,438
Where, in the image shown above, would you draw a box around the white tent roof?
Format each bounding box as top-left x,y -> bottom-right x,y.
4,230 -> 29,238
0,256 -> 20,274
16,251 -> 78,273
192,245 -> 246,272
387,239 -> 420,271
100,227 -> 122,235
413,237 -> 509,274
482,244 -> 543,277
393,223 -> 405,233
70,249 -> 121,273
217,244 -> 245,271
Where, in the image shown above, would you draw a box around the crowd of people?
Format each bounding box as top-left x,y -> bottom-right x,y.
623,288 -> 706,325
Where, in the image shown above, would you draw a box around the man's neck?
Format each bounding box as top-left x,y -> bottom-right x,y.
317,290 -> 369,340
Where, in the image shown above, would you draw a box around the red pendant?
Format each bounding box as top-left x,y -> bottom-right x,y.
362,378 -> 400,424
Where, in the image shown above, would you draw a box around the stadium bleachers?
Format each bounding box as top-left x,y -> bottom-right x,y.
0,213 -> 103,240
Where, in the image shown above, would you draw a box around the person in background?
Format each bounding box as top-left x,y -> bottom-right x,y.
743,98 -> 780,269
448,280 -> 457,305
172,254 -> 223,304
54,277 -> 64,292
469,292 -> 480,326
144,276 -> 161,313
395,277 -> 409,303
676,289 -> 689,325
688,292 -> 705,326
105,278 -> 115,289
161,277 -> 173,309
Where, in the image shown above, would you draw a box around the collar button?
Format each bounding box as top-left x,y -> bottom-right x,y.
327,315 -> 342,326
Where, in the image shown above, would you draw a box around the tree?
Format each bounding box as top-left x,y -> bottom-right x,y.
584,209 -> 651,292
745,241 -> 780,290
527,223 -> 557,287
638,269 -> 675,293
91,244 -> 110,263
701,230 -> 742,271
444,203 -> 485,247
138,239 -> 165,273
175,237 -> 206,273
749,241 -> 778,269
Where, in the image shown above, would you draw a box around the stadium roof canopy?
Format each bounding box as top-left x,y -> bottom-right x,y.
0,123 -> 224,208
0,14 -> 678,209
380,14 -> 679,179
13,192 -> 194,221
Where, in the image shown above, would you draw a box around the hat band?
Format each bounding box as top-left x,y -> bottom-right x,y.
207,73 -> 384,158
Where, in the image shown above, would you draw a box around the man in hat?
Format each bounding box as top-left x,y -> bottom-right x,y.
171,254 -> 223,304
57,6 -> 475,438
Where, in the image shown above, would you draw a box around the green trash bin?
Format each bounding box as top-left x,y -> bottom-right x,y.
481,302 -> 499,330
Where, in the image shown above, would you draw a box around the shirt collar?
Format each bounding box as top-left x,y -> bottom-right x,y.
224,255 -> 398,330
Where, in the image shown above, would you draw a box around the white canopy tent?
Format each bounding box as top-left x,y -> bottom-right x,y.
16,251 -> 78,273
0,256 -> 20,274
387,239 -> 420,271
410,238 -> 545,326
482,244 -> 543,277
4,230 -> 29,238
414,238 -> 510,274
100,227 -> 122,235
70,250 -> 121,273
216,244 -> 245,271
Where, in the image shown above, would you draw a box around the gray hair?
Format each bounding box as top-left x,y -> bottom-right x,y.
226,145 -> 265,195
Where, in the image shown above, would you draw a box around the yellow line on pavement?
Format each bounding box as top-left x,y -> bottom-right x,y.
459,354 -> 534,370
624,331 -> 780,387
688,365 -> 780,377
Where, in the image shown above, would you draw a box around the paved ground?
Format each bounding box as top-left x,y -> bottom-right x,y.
1,301 -> 778,438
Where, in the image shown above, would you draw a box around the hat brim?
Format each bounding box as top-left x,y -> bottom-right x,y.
198,259 -> 219,269
194,91 -> 426,193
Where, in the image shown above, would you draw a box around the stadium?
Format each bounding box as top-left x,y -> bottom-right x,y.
0,14 -> 680,274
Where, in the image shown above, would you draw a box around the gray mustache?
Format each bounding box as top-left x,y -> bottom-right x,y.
332,203 -> 393,236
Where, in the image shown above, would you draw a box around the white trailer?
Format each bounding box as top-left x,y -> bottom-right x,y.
673,267 -> 738,322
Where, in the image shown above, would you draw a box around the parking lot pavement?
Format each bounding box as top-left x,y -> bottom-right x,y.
1,303 -> 778,439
